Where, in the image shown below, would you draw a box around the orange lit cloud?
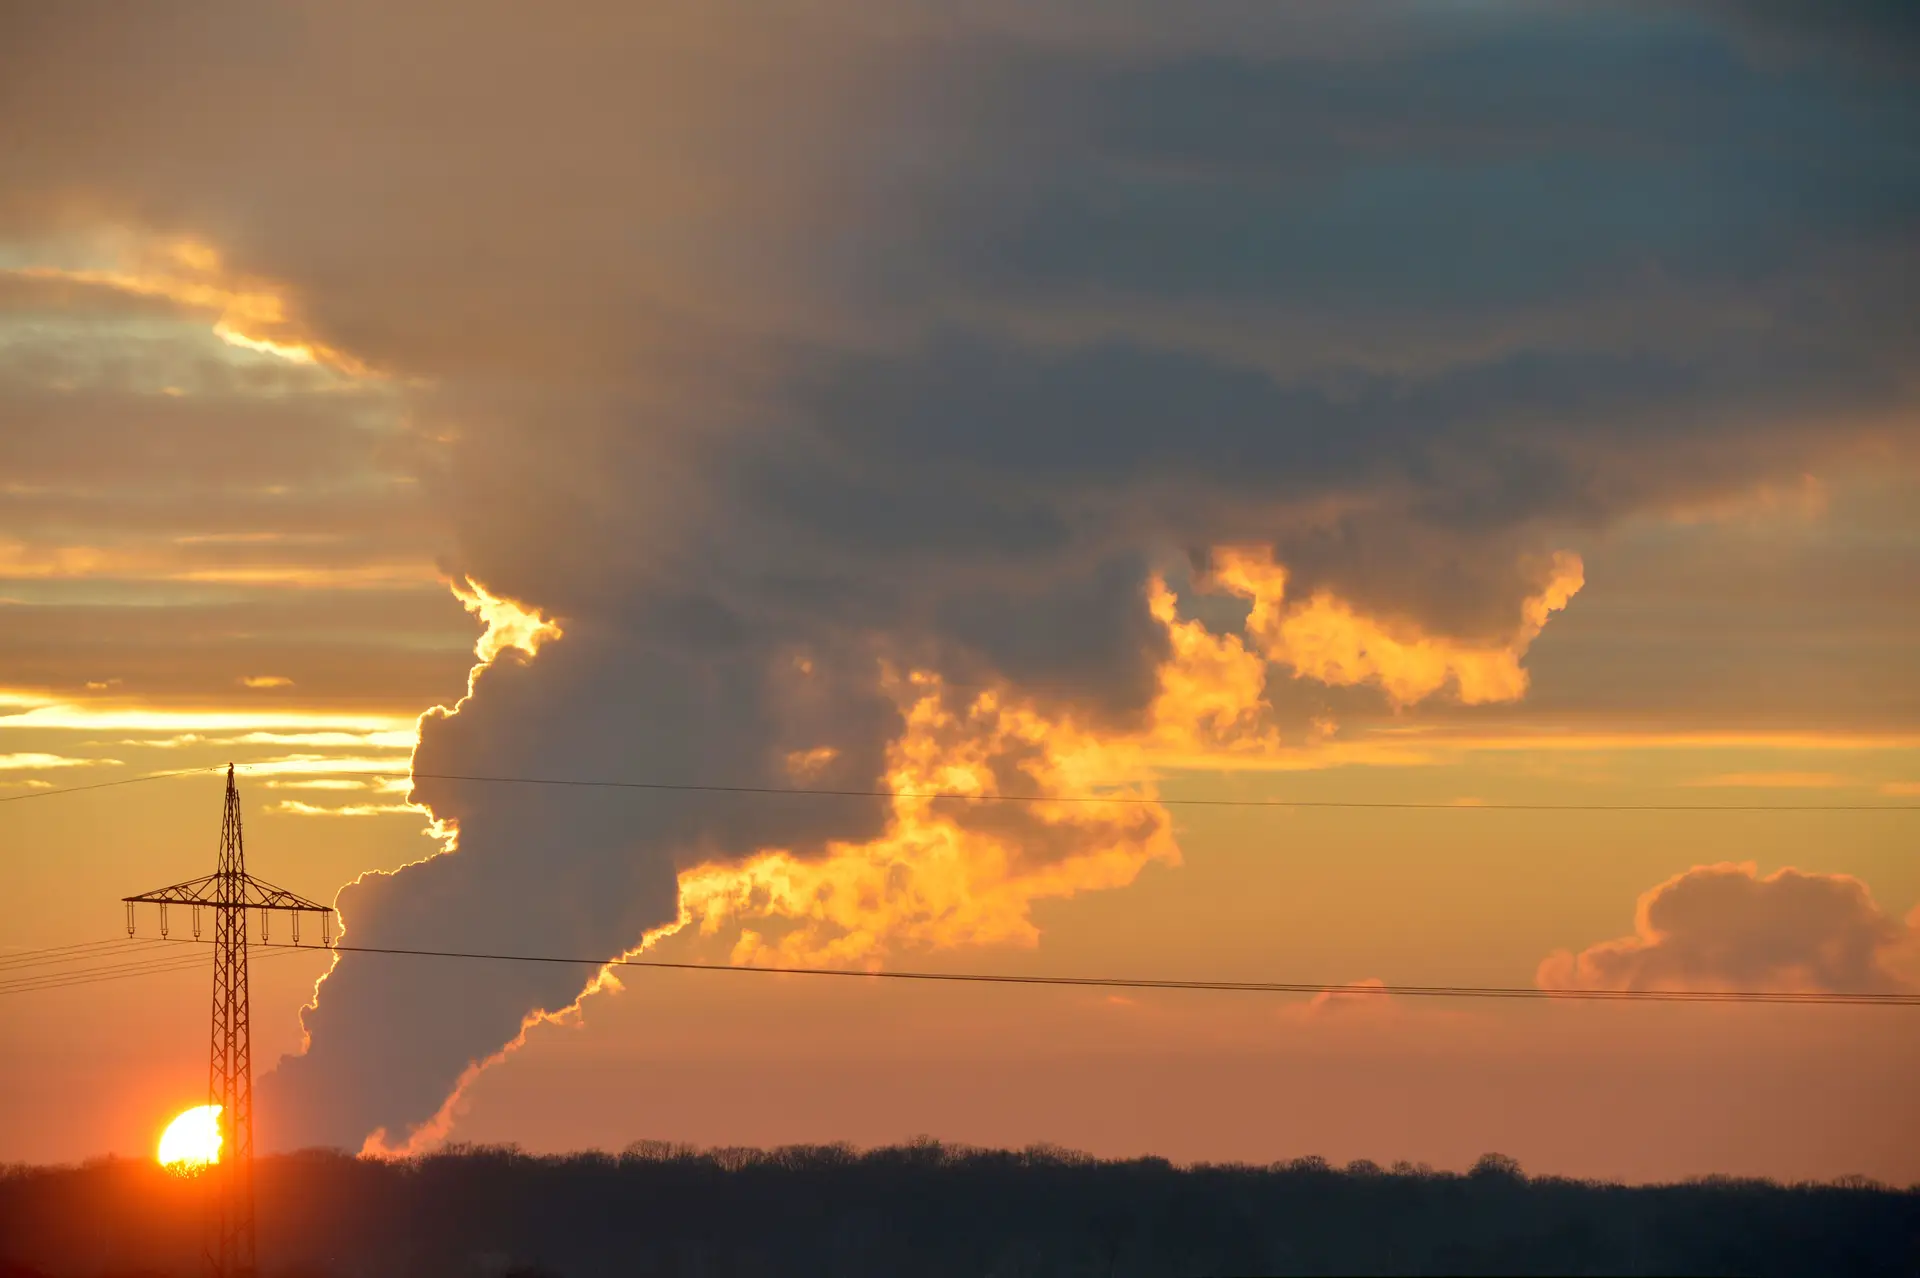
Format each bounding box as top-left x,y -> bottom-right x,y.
309,549 -> 1590,1152
1140,578 -> 1280,757
1538,863 -> 1920,994
654,545 -> 1591,972
661,549 -> 1591,970
7,237 -> 370,375
241,675 -> 295,690
677,671 -> 1176,967
449,578 -> 564,665
1208,546 -> 1584,707
347,578 -> 1226,1151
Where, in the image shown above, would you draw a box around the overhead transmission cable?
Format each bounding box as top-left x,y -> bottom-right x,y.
0,943 -> 304,997
3,948 -> 308,998
0,940 -> 232,991
0,765 -> 223,804
0,938 -> 175,974
12,933 -> 1912,1005
117,936 -> 1920,1008
0,936 -> 165,969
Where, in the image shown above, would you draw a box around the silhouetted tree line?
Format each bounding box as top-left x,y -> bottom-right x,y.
2,1140 -> 1915,1277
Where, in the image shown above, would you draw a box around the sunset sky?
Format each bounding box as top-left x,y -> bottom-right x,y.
2,2 -> 1917,1184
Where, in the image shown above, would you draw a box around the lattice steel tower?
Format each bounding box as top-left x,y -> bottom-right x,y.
125,765 -> 333,1278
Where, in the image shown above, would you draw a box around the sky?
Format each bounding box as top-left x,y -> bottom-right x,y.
1,0 -> 1918,1183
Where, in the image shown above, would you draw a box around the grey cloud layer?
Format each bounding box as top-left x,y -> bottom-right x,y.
7,1 -> 1916,1147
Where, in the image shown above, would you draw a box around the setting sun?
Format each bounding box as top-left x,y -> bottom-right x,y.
156,1105 -> 222,1172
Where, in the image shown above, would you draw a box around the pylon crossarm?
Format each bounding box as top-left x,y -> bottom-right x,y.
123,872 -> 223,906
125,872 -> 331,913
241,873 -> 331,913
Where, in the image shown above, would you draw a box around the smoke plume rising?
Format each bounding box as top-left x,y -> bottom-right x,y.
5,1 -> 1913,1151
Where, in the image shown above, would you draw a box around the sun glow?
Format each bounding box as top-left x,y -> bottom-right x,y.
157,1105 -> 222,1172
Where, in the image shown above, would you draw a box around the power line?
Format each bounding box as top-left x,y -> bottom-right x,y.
0,765 -> 221,804
0,941 -> 232,991
0,943 -> 307,997
1,948 -> 309,998
149,937 -> 1920,1008
0,937 -> 174,974
0,936 -> 161,968
0,949 -> 217,995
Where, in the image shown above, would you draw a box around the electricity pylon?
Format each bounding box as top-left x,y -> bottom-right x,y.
125,764 -> 334,1278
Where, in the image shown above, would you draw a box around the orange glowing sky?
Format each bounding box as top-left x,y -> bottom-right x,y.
2,0 -> 1918,1185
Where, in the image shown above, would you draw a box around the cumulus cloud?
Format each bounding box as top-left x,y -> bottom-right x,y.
6,1 -> 1916,1152
1209,547 -> 1583,707
1538,863 -> 1920,994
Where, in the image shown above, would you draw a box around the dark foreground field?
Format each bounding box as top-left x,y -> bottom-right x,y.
3,1142 -> 1915,1277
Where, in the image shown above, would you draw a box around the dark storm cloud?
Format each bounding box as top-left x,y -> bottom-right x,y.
754,308 -> 1908,644
932,552 -> 1172,724
1666,0 -> 1920,73
717,6 -> 1918,652
887,10 -> 1920,326
7,1 -> 1917,1148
